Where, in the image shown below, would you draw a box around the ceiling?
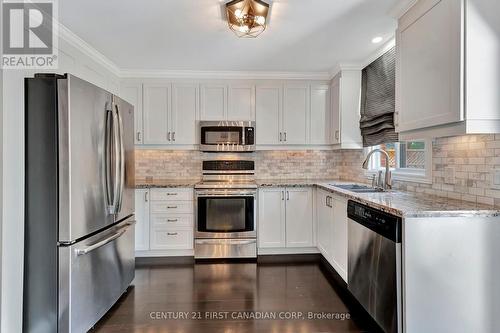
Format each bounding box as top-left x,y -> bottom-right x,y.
59,0 -> 399,74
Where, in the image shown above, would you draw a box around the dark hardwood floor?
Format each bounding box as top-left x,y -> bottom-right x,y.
93,262 -> 379,333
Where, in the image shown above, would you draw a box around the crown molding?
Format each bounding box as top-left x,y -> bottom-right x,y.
388,0 -> 418,19
119,69 -> 331,80
56,22 -> 121,77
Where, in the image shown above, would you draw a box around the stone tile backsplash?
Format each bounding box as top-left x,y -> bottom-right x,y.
136,134 -> 500,207
339,134 -> 500,207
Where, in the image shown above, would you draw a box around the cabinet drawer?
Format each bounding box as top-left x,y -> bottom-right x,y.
151,214 -> 193,227
150,188 -> 193,201
150,201 -> 193,214
150,227 -> 193,250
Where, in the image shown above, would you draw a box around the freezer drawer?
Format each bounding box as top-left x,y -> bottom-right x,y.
58,219 -> 135,333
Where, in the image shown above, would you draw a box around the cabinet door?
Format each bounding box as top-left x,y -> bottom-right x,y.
200,84 -> 227,120
143,84 -> 171,144
310,84 -> 331,144
331,195 -> 348,282
134,189 -> 150,251
397,0 -> 462,132
258,188 -> 286,248
330,76 -> 341,144
228,84 -> 255,121
171,83 -> 199,145
120,83 -> 143,145
256,85 -> 282,145
285,187 -> 313,247
316,189 -> 333,259
283,84 -> 309,144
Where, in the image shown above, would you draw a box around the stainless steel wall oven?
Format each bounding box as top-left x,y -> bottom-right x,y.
194,160 -> 257,258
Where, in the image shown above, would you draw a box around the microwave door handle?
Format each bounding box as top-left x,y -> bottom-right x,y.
114,103 -> 125,213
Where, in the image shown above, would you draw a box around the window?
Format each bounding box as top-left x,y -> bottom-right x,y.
365,139 -> 432,183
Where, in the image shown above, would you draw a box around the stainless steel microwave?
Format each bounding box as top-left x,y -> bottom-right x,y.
199,121 -> 255,152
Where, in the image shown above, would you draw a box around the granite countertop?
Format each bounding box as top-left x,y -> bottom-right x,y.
257,179 -> 500,218
135,179 -> 201,189
136,178 -> 500,218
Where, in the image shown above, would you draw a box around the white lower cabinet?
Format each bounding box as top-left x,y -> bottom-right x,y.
316,188 -> 348,282
134,189 -> 150,251
134,188 -> 194,255
258,187 -> 313,249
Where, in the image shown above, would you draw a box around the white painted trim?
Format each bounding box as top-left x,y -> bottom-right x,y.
388,0 -> 419,19
330,38 -> 396,78
119,69 -> 331,80
257,247 -> 320,255
256,145 -> 334,151
56,22 -> 121,77
135,144 -> 199,150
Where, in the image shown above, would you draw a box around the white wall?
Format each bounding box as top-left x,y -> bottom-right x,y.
1,28 -> 120,332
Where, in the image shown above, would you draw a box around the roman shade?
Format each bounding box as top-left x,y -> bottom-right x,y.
359,46 -> 398,147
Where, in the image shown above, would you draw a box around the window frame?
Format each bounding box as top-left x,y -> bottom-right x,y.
364,139 -> 432,184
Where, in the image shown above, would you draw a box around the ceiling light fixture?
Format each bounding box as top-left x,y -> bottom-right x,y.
226,0 -> 270,38
372,36 -> 383,44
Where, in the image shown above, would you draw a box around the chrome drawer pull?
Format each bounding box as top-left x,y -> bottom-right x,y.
167,206 -> 178,209
167,219 -> 178,222
166,193 -> 178,196
167,232 -> 178,236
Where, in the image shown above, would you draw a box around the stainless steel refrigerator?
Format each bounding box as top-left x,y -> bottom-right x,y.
24,73 -> 135,333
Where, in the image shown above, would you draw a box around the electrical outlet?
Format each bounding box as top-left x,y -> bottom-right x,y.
492,169 -> 500,189
444,167 -> 455,184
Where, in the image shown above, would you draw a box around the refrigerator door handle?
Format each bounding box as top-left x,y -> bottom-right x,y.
104,103 -> 115,214
109,102 -> 121,215
114,102 -> 125,214
75,221 -> 135,256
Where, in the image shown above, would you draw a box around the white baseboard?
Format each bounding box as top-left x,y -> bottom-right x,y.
257,247 -> 320,255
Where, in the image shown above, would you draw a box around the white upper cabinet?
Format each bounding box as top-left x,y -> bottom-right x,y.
283,83 -> 309,145
200,84 -> 227,120
310,84 -> 331,145
120,82 -> 143,145
285,187 -> 313,247
171,83 -> 199,145
330,70 -> 363,149
228,84 -> 255,121
396,0 -> 500,138
256,84 -> 282,145
143,83 -> 171,144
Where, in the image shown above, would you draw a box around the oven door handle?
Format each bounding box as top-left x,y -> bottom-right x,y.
196,193 -> 256,197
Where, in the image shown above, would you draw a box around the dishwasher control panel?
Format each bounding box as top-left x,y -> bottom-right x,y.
347,200 -> 402,243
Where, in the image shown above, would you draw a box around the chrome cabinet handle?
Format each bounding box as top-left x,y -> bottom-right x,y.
167,131 -> 171,141
136,131 -> 141,142
172,132 -> 176,141
144,191 -> 148,202
166,193 -> 178,196
279,132 -> 282,142
284,132 -> 287,142
167,219 -> 178,222
167,205 -> 178,209
286,191 -> 290,201
75,221 -> 135,256
167,232 -> 178,236
335,130 -> 339,140
281,190 -> 284,200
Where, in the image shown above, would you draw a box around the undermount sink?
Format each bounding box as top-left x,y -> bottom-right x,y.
330,184 -> 384,193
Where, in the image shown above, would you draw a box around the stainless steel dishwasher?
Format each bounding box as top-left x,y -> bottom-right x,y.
347,200 -> 402,333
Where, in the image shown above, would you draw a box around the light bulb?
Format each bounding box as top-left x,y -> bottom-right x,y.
255,16 -> 266,25
234,9 -> 243,18
238,25 -> 250,33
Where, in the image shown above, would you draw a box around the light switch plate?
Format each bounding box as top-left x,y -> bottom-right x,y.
492,169 -> 500,189
444,167 -> 455,184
